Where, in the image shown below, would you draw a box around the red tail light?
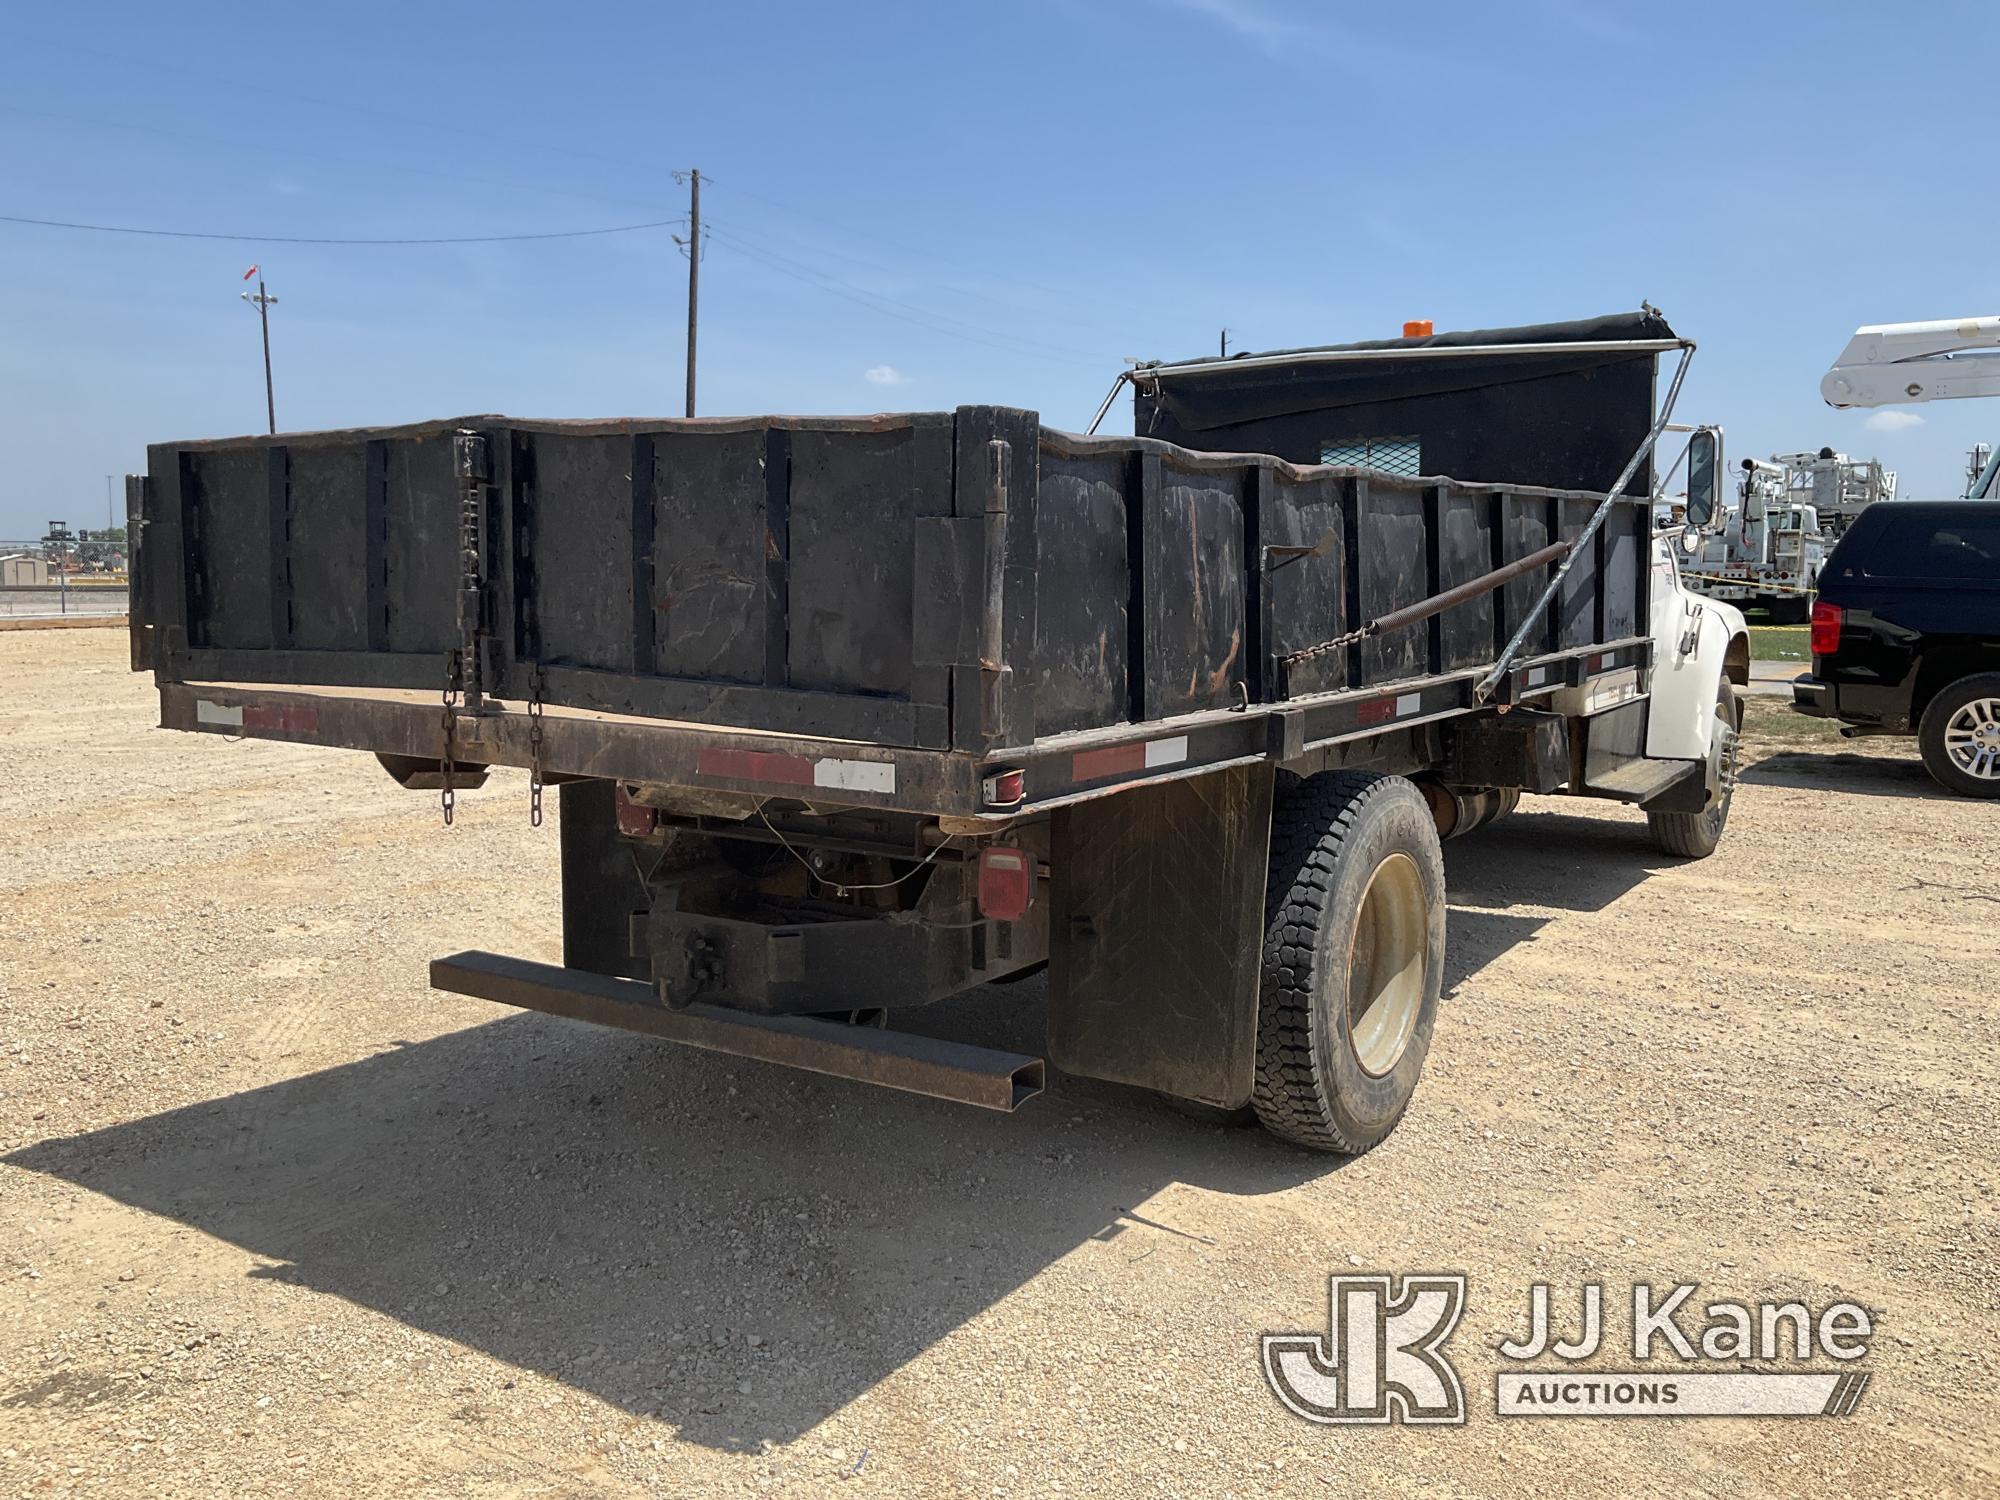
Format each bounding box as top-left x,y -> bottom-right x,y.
1809,599 -> 1843,657
981,768 -> 1025,808
613,784 -> 658,837
977,846 -> 1033,921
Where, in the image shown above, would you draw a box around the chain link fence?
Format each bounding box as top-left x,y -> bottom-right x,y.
0,541 -> 129,619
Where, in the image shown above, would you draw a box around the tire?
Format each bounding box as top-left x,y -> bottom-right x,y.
1252,772 -> 1446,1154
1767,597 -> 1808,626
1918,672 -> 2000,799
1647,682 -> 1738,858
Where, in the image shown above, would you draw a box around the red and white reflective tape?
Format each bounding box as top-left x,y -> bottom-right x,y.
1072,733 -> 1188,783
196,699 -> 319,734
1356,691 -> 1424,726
694,746 -> 895,795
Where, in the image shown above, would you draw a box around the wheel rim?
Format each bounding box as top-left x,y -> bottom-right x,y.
1709,693 -> 1739,816
1346,852 -> 1427,1077
1944,697 -> 2000,781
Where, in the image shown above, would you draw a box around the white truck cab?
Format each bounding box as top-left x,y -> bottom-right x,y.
1650,444 -> 1750,764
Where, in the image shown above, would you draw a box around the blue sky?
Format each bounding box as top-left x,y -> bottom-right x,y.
2,0 -> 1995,538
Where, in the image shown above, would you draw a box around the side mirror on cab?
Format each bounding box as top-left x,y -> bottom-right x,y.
1684,427 -> 1723,531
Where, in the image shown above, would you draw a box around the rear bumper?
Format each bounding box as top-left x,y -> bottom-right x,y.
432,951 -> 1046,1112
1790,673 -> 1914,733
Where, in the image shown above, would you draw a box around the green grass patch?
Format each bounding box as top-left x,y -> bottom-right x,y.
1739,695 -> 1845,743
1748,625 -> 1811,663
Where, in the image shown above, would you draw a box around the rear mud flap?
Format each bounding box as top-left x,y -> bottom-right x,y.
1049,764 -> 1274,1109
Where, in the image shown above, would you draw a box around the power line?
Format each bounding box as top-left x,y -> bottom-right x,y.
0,32 -> 1136,369
0,213 -> 685,245
0,103 -> 674,216
711,199 -> 1128,334
1,202 -> 1111,365
704,221 -> 1107,368
703,176 -> 1165,328
3,29 -> 1155,334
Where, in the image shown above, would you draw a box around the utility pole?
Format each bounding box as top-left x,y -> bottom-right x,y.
44,520 -> 69,616
672,170 -> 702,417
1220,328 -> 1230,358
240,265 -> 278,434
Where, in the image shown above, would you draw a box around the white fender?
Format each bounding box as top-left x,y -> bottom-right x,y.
1646,536 -> 1747,760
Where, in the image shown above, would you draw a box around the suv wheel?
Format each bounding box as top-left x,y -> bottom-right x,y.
1918,672 -> 2000,799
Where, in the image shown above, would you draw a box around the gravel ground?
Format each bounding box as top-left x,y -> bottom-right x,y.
3,630 -> 1995,1498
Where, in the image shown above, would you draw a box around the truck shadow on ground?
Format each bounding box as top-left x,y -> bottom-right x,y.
6,806 -> 1660,1454
1737,749 -> 1943,801
1437,804 -> 1663,995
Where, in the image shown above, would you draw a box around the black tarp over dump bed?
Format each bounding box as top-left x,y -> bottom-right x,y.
1133,310 -> 1674,494
136,344 -> 1658,763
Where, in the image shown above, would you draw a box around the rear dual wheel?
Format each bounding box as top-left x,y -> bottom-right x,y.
1252,772 -> 1446,1154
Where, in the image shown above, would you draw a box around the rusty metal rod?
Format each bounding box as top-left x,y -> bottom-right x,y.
1277,539 -> 1574,697
1283,539 -> 1572,671
1369,539 -> 1572,637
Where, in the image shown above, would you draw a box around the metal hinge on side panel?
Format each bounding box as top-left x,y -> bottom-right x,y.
453,430 -> 488,712
979,438 -> 1011,736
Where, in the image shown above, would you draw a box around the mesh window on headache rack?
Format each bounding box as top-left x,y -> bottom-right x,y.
1322,436 -> 1422,476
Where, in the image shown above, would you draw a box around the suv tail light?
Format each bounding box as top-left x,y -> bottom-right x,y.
1809,599 -> 1843,657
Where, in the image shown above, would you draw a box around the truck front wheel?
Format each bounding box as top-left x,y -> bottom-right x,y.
1253,772 -> 1446,1154
1646,681 -> 1739,858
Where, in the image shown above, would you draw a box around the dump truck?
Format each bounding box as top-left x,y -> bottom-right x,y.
124,310 -> 1749,1153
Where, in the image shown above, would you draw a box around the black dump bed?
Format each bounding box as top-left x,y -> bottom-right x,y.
128,316 -> 1671,816
132,410 -> 1648,746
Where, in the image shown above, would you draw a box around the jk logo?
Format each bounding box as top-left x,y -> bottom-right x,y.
1262,1274 -> 1468,1425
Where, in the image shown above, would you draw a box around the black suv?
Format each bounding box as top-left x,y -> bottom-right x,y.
1792,500 -> 2000,797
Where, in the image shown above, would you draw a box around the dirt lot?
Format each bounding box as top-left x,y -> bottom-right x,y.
3,629 -> 1995,1498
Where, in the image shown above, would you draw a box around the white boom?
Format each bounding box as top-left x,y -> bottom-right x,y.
1821,316 -> 2000,407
